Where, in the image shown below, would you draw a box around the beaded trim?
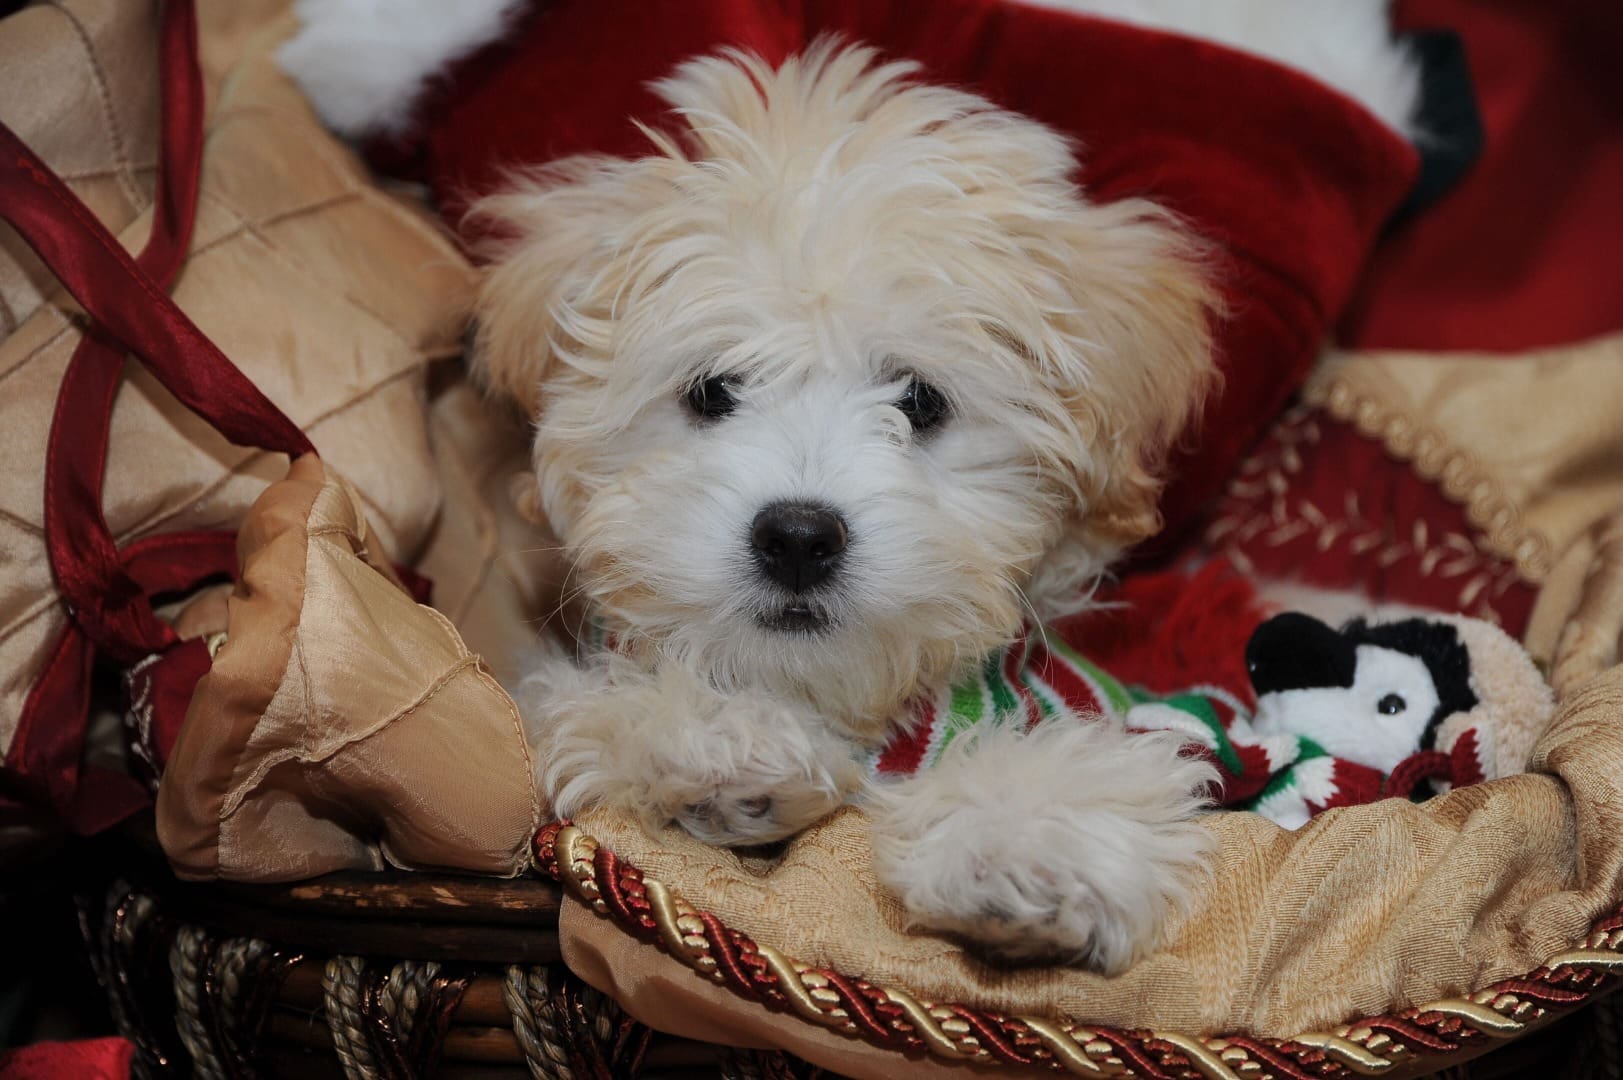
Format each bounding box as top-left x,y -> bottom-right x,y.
540,822 -> 1623,1079
1205,404 -> 1526,622
1303,370 -> 1552,581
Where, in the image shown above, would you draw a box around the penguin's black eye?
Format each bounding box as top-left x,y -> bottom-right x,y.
685,375 -> 738,421
896,377 -> 949,434
1378,693 -> 1406,715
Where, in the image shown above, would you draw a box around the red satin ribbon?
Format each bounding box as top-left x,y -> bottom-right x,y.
7,533 -> 240,834
0,0 -> 314,832
39,0 -> 204,664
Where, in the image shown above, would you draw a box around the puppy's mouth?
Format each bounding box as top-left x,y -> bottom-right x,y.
756,603 -> 835,634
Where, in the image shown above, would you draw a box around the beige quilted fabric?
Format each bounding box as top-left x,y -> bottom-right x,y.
0,0 -> 159,337
0,0 -> 477,756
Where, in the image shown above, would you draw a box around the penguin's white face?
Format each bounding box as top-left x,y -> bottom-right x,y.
1252,644 -> 1441,773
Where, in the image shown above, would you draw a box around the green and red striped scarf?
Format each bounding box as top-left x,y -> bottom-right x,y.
869,626 -> 1386,827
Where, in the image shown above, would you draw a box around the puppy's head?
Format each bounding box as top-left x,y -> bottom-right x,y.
472,42 -> 1215,730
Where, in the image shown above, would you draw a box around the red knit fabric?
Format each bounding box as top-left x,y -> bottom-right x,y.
372,0 -> 1418,542
1314,759 -> 1387,814
1385,750 -> 1453,800
1062,559 -> 1271,697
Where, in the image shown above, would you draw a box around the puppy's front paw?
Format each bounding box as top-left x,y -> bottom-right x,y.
654,693 -> 860,847
525,659 -> 860,848
870,720 -> 1215,972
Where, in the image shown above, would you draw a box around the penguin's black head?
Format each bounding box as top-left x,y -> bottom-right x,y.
1245,612 -> 1357,697
1246,612 -> 1479,767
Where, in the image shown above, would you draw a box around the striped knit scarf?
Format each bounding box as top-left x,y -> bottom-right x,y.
580,604 -> 1389,828
869,626 -> 1385,828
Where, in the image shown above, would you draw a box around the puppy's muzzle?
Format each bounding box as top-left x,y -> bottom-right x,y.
750,502 -> 847,593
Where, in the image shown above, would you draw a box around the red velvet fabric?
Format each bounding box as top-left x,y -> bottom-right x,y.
1341,0 -> 1623,352
379,0 -> 1418,541
1196,2 -> 1620,628
0,1038 -> 133,1080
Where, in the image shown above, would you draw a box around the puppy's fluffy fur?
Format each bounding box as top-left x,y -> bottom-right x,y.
478,42 -> 1218,970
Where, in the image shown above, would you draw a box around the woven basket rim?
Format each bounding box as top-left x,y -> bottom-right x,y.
538,822 -> 1623,1079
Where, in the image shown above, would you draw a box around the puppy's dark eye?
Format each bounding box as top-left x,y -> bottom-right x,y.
896,377 -> 949,434
1378,693 -> 1406,715
685,375 -> 738,421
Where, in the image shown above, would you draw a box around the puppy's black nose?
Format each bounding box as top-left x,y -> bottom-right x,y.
750,503 -> 847,593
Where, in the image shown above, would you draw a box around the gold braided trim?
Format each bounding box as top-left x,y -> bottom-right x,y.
546,824 -> 1623,1080
1303,369 -> 1552,581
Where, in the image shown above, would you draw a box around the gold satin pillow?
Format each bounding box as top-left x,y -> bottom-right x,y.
0,0 -> 474,770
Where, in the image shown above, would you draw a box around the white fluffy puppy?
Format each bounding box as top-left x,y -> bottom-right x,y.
476,42 -> 1219,971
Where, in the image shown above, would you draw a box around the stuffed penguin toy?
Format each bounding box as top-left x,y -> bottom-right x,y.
1236,612 -> 1556,828
1246,613 -> 1478,775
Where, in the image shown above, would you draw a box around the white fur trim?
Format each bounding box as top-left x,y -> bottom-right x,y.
281,0 -> 1422,141
277,0 -> 522,138
1020,0 -> 1423,136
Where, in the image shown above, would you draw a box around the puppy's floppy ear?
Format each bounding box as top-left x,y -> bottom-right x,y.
465,157 -> 644,416
1040,198 -> 1218,561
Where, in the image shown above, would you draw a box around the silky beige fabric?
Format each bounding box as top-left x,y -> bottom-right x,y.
0,0 -> 159,338
413,377 -> 571,683
157,455 -> 541,880
0,1 -> 475,758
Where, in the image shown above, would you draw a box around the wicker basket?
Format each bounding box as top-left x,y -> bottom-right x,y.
81,823 -> 726,1079
76,823 -> 1622,1080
